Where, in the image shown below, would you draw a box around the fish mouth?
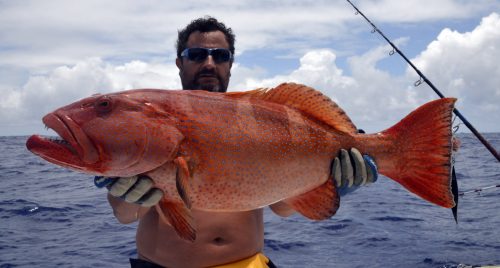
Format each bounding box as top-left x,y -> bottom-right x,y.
26,113 -> 99,170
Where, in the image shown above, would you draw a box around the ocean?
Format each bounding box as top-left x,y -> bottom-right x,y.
1,133 -> 499,267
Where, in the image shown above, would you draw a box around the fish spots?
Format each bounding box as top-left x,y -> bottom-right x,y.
137,88 -> 339,211
284,106 -> 309,146
235,99 -> 259,141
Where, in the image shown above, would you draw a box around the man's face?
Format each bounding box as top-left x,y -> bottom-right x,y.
176,30 -> 232,92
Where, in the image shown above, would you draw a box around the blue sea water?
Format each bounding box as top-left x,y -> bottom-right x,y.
0,133 -> 499,267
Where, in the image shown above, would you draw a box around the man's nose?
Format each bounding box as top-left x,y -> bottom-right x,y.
202,55 -> 216,69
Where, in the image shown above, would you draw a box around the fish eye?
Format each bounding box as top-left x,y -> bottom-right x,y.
95,97 -> 113,114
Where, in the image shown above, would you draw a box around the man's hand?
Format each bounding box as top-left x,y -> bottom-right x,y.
332,148 -> 378,194
94,176 -> 163,207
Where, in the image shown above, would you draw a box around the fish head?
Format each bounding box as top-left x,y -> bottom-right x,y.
26,90 -> 183,176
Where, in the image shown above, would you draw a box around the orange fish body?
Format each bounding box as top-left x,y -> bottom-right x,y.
26,83 -> 457,241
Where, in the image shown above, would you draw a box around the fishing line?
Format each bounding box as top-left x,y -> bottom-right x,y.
345,0 -> 500,163
458,185 -> 500,197
451,121 -> 497,198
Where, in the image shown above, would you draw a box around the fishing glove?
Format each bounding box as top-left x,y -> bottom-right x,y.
94,176 -> 163,207
332,148 -> 378,196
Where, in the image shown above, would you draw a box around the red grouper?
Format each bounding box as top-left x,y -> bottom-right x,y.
26,83 -> 457,241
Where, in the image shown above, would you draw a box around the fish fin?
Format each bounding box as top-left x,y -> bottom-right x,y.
226,83 -> 358,134
451,166 -> 459,223
174,156 -> 192,209
379,98 -> 457,208
282,177 -> 340,220
155,199 -> 196,242
225,88 -> 267,99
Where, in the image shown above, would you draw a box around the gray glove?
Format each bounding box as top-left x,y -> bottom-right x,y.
332,148 -> 377,192
94,176 -> 163,207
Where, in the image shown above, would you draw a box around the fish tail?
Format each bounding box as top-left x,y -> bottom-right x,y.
375,98 -> 457,208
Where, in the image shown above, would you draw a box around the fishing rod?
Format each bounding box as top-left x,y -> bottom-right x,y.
346,0 -> 500,163
458,184 -> 500,197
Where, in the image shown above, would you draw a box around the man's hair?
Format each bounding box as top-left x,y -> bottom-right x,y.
176,16 -> 235,58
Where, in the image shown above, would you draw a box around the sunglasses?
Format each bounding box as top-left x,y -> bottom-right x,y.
181,47 -> 233,63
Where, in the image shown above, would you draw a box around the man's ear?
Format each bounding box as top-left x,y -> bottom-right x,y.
176,58 -> 183,72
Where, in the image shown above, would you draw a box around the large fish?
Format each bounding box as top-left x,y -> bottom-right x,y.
26,83 -> 457,241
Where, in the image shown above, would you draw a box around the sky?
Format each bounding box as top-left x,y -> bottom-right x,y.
1,0 -> 500,137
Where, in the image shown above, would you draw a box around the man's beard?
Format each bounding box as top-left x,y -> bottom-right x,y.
190,73 -> 227,92
194,80 -> 221,92
197,69 -> 223,92
180,68 -> 229,92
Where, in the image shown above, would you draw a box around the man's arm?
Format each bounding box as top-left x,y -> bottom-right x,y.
95,176 -> 163,224
107,194 -> 149,224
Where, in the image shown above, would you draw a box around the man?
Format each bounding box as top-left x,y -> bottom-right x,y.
97,17 -> 377,268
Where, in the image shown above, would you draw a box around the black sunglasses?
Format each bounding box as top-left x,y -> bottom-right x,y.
181,47 -> 233,63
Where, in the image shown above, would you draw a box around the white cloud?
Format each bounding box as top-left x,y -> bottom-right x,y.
360,0 -> 498,22
1,0 -> 498,69
233,13 -> 500,133
233,49 -> 355,90
233,47 -> 415,132
409,12 -> 500,132
0,58 -> 180,135
0,2 -> 499,135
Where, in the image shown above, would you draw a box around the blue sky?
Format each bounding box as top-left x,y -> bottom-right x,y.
1,0 -> 500,137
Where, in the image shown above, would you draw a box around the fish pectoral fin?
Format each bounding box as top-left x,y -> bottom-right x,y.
283,177 -> 340,220
174,156 -> 192,209
156,199 -> 196,242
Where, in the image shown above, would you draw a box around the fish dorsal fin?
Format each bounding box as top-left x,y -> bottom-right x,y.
225,88 -> 267,100
227,83 -> 357,133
